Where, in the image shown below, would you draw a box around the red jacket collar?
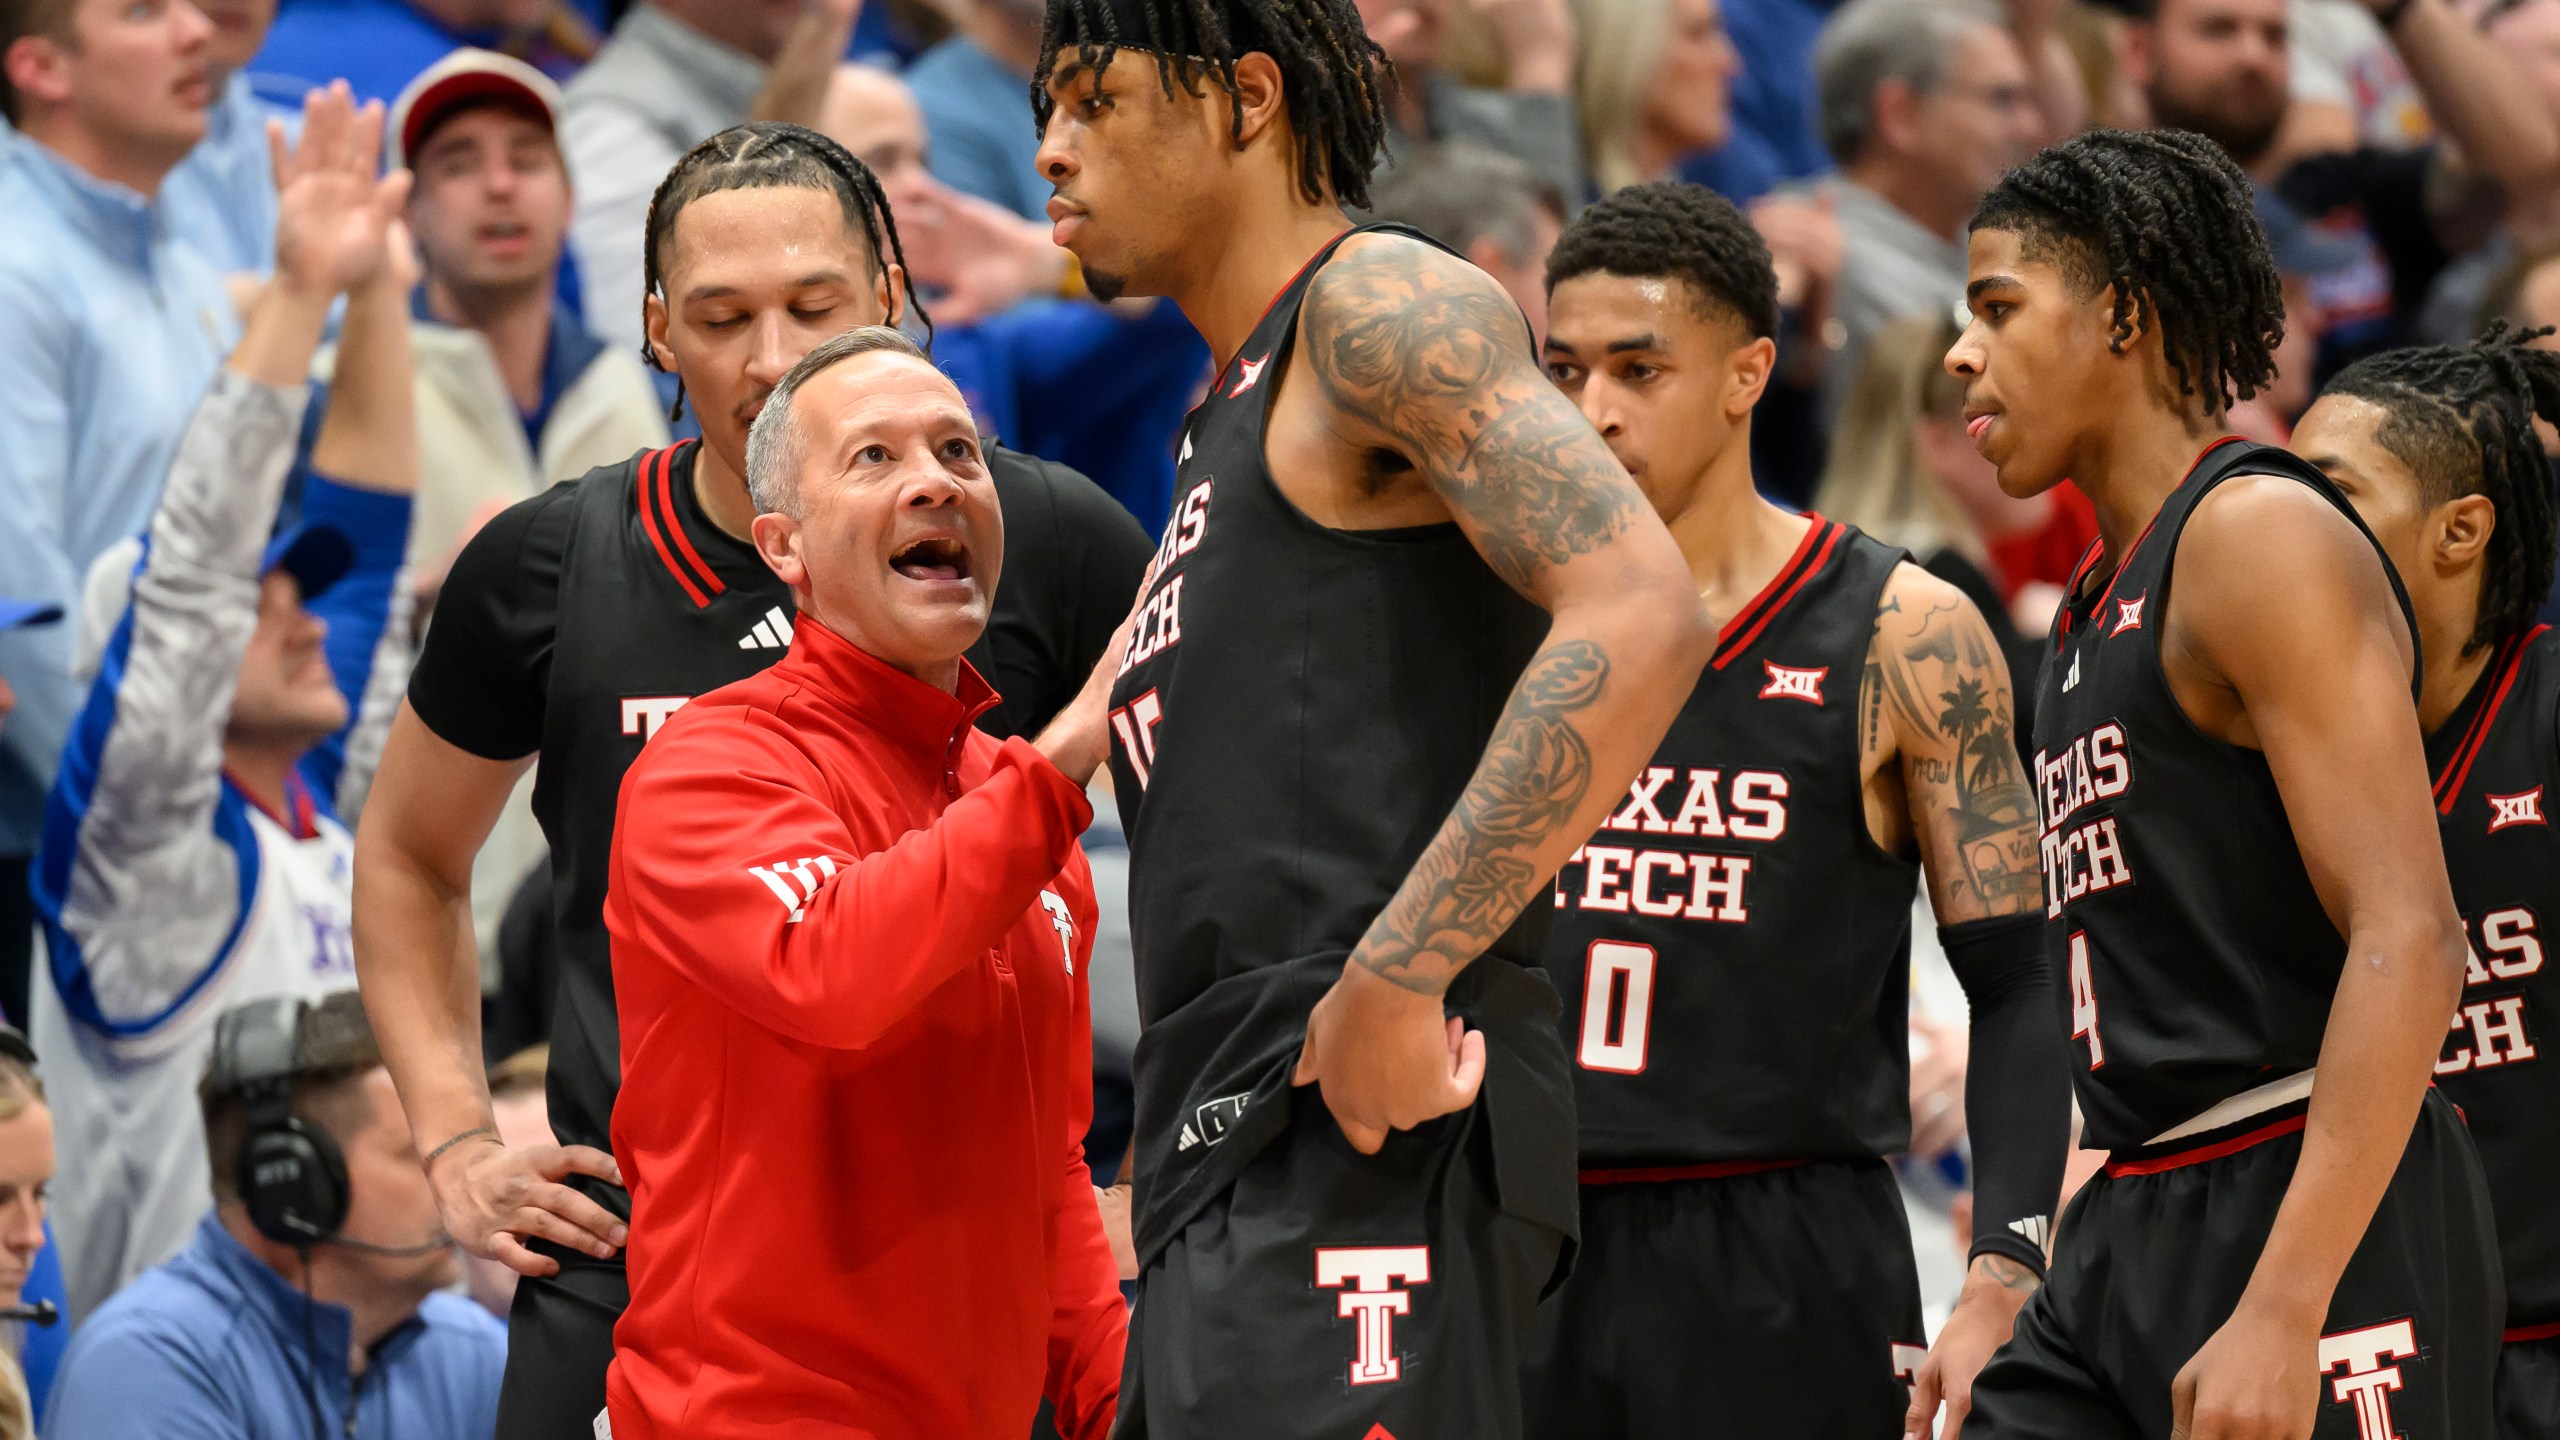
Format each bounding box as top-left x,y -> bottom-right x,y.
780,612 -> 1000,755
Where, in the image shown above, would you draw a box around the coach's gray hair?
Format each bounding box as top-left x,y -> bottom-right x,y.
743,326 -> 932,517
1813,0 -> 2005,165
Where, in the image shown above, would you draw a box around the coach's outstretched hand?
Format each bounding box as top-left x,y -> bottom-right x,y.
2169,1300 -> 2320,1440
426,1132 -> 630,1278
1292,963 -> 1486,1155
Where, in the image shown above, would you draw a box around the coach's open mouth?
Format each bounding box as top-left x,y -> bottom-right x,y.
890,535 -> 972,582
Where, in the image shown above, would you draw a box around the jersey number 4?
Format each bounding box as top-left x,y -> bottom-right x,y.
1110,690 -> 1163,790
2069,930 -> 2104,1068
1577,940 -> 1656,1074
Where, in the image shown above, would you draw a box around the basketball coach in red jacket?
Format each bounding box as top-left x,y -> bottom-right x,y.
600,326 -> 1128,1439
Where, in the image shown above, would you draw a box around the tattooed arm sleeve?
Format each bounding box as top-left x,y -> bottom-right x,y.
1865,564 -> 2041,924
1301,234 -> 1713,997
1868,564 -> 2069,1270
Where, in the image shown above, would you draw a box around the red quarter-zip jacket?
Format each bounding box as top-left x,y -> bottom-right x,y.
601,615 -> 1124,1439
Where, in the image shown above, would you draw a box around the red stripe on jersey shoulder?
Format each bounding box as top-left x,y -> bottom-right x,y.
634,444 -> 714,609
2434,625 -> 2549,813
653,440 -> 725,601
2074,438 -> 2246,625
1711,517 -> 1841,671
1206,227 -> 1353,398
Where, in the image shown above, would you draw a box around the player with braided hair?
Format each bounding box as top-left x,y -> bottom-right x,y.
1031,0 -> 1710,1433
350,119 -> 1150,1439
1523,180 -> 2071,1440
2293,330 -> 2560,1439
1954,128 -> 2500,1440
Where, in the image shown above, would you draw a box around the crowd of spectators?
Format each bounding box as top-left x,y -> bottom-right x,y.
1,0 -> 2558,1432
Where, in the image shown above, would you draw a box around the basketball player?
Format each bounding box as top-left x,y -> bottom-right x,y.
1951,128 -> 2501,1440
2290,328 -> 2560,1440
349,123 -> 1151,1439
1032,3 -> 1711,1434
1523,182 -> 2071,1439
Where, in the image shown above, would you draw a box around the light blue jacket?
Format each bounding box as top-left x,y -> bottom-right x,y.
163,72 -> 283,278
42,1211 -> 505,1440
0,139 -> 237,854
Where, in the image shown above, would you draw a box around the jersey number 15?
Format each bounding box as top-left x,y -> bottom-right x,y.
1111,690 -> 1163,790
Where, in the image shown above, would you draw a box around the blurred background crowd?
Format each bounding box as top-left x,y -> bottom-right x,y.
1,0 -> 2557,1432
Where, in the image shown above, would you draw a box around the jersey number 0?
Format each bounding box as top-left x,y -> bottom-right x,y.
1577,940 -> 1657,1074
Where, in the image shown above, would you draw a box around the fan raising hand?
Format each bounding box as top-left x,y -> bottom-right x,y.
267,81 -> 413,300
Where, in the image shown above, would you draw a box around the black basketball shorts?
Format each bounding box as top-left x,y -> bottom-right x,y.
495,1244 -> 627,1440
1520,1157 -> 1926,1439
2496,1326 -> 2560,1440
1967,1090 -> 2501,1440
1112,1084 -> 1569,1440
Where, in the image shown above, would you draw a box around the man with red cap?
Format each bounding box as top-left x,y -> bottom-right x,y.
383,48 -> 668,574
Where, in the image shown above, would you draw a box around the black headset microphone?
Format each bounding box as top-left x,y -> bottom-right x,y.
213,999 -> 456,1440
215,1000 -> 455,1260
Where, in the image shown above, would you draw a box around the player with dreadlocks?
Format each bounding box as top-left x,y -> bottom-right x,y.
1031,0 -> 1710,1433
1521,180 -> 2071,1440
1951,128 -> 2500,1440
349,121 -> 1149,1439
2292,329 -> 2560,1440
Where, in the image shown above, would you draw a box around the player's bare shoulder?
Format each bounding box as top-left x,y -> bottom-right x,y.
2169,470 -> 2415,739
1296,230 -> 1646,595
1861,561 -> 2009,769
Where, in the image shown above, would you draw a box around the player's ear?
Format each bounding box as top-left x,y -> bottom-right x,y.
644,291 -> 676,374
1229,53 -> 1286,149
1726,335 -> 1778,420
2101,277 -> 2146,359
751,511 -> 808,591
878,261 -> 905,330
2437,492 -> 2497,573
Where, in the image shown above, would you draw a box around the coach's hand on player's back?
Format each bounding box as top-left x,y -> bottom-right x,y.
425,1131 -> 629,1277
1293,963 -> 1487,1155
2168,1300 -> 2320,1440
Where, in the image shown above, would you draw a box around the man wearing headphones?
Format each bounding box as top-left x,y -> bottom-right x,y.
43,991 -> 504,1439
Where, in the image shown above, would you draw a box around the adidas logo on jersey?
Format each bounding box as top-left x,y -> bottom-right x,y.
2490,787 -> 2547,832
737,605 -> 796,651
1758,662 -> 1827,704
1177,1092 -> 1250,1151
2061,652 -> 2082,692
2007,1214 -> 2050,1250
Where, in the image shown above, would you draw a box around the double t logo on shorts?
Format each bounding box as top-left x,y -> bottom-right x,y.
1314,1246 -> 1430,1385
2320,1319 -> 2420,1440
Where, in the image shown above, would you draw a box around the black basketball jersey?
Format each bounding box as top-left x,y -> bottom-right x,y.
1547,518 -> 1919,1171
408,438 -> 1148,1217
1105,226 -> 1576,1263
2427,622 -> 2560,1326
1105,225 -> 1550,1024
2033,437 -> 2415,1150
